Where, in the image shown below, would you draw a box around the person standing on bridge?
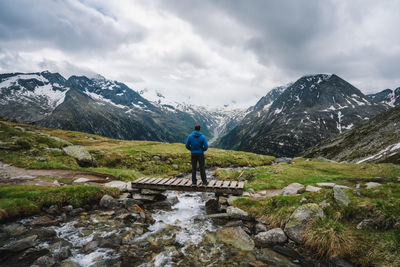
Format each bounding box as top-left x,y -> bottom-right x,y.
185,124 -> 208,186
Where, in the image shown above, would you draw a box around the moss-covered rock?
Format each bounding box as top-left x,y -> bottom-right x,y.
63,145 -> 96,167
284,203 -> 325,243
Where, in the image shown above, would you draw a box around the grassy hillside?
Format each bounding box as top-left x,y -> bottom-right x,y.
0,120 -> 274,180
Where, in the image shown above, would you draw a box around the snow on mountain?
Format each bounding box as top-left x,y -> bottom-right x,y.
368,88 -> 400,107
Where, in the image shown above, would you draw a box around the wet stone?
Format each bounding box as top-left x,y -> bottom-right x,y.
1,235 -> 38,252
34,255 -> 56,267
3,223 -> 27,236
31,216 -> 59,226
59,261 -> 81,267
69,208 -> 84,216
17,248 -> 49,266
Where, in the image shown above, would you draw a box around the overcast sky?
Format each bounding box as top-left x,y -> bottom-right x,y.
1,0 -> 399,108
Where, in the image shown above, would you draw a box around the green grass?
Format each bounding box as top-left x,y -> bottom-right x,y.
216,158 -> 400,190
0,185 -> 119,220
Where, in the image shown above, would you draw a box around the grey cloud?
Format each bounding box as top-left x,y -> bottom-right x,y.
0,0 -> 146,53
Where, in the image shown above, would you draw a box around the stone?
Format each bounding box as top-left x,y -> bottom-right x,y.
17,248 -> 49,266
305,185 -> 321,192
281,183 -> 305,196
227,206 -> 249,219
329,256 -> 353,267
31,228 -> 57,239
100,210 -> 115,216
273,157 -> 293,164
104,181 -> 128,192
69,208 -> 84,216
356,218 -> 380,230
333,186 -> 350,207
166,196 -> 179,206
83,240 -> 99,252
284,203 -> 325,243
225,220 -> 244,227
63,205 -> 73,212
36,157 -> 47,162
119,193 -> 131,200
140,188 -> 163,195
216,226 -> 255,251
73,177 -> 90,183
243,192 -> 251,197
255,228 -> 287,247
53,180 -> 61,186
56,246 -> 72,261
132,193 -> 157,201
227,196 -> 239,205
3,223 -> 27,236
127,204 -> 144,213
256,216 -> 270,225
59,261 -> 81,267
63,145 -> 95,167
205,199 -> 220,214
256,248 -> 299,267
318,200 -> 331,208
255,223 -> 268,234
172,164 -> 179,170
31,216 -> 59,226
219,196 -> 228,204
99,194 -> 117,209
317,183 -> 349,189
33,255 -> 56,267
123,198 -> 143,208
248,188 -> 256,194
365,182 -> 382,189
46,205 -> 58,215
1,235 -> 37,252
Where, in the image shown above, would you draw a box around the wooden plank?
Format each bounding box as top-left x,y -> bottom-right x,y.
157,178 -> 169,185
215,180 -> 223,188
178,179 -> 188,186
151,178 -> 163,184
145,178 -> 157,184
183,180 -> 192,186
172,179 -> 183,185
208,180 -> 217,187
133,177 -> 146,183
230,181 -> 238,188
139,177 -> 152,184
165,178 -> 176,185
222,181 -> 231,188
237,182 -> 245,188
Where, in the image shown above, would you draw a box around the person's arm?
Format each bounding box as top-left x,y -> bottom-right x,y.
185,136 -> 191,151
202,136 -> 208,151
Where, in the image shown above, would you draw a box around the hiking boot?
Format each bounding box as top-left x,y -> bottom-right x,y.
191,183 -> 197,187
202,181 -> 208,186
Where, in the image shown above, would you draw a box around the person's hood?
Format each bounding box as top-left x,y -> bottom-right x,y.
191,131 -> 202,137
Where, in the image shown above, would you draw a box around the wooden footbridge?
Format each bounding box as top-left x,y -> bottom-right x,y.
132,177 -> 244,195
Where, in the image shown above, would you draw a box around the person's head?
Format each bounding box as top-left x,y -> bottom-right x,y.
194,124 -> 201,131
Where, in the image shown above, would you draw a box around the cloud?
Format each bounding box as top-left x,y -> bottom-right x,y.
0,0 -> 399,107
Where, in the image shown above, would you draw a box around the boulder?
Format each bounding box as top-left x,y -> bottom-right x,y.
99,194 -> 117,209
284,203 -> 325,243
140,188 -> 164,195
3,223 -> 27,236
205,199 -> 219,214
282,183 -> 304,196
255,223 -> 268,234
255,228 -> 287,247
104,181 -> 128,192
365,182 -> 382,189
0,235 -> 37,252
34,255 -> 56,267
31,216 -> 59,226
216,226 -> 255,251
73,178 -> 90,184
227,206 -> 249,219
305,185 -> 321,192
317,183 -> 349,189
333,186 -> 350,207
227,196 -> 238,205
273,158 -> 293,164
63,145 -> 95,167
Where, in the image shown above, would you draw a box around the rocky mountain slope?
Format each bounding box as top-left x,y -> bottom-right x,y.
216,74 -> 388,157
368,87 -> 400,107
302,104 -> 400,164
0,71 -> 240,143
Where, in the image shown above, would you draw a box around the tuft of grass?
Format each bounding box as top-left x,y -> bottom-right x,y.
303,218 -> 355,259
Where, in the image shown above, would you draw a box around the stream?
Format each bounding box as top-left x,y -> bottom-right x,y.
0,170 -> 304,266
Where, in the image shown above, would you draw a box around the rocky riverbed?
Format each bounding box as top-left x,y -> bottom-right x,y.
0,187 -> 317,267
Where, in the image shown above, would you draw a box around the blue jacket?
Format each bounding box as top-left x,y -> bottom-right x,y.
185,131 -> 208,154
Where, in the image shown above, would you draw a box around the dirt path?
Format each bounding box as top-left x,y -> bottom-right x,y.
0,161 -> 115,187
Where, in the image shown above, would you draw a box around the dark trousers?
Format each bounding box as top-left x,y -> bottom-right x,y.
191,153 -> 207,184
